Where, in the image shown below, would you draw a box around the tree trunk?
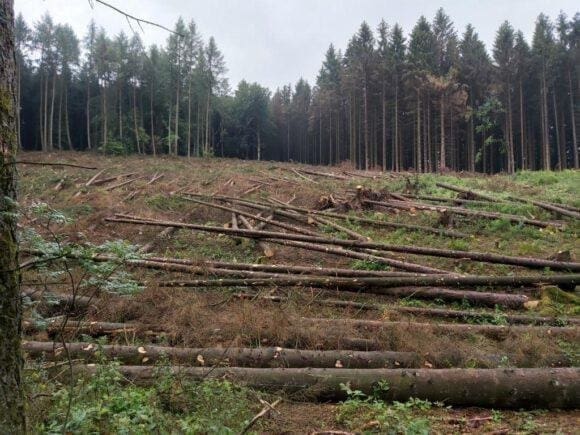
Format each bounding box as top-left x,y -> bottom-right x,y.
77,366 -> 580,409
65,84 -> 72,149
24,342 -> 418,369
133,84 -> 140,154
48,68 -> 56,150
187,78 -> 191,158
118,85 -> 123,144
416,89 -> 422,172
440,94 -> 445,171
519,79 -> 525,169
16,54 -> 19,149
363,80 -> 369,170
102,82 -> 107,151
541,66 -> 550,170
57,75 -> 62,150
86,76 -> 91,150
0,0 -> 25,429
149,84 -> 155,156
507,81 -> 515,173
569,70 -> 578,168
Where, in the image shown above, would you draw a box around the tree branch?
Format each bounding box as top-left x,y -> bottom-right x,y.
91,0 -> 184,37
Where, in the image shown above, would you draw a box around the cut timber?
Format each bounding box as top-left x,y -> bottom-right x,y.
104,175 -> 145,191
234,294 -> 577,326
90,172 -> 138,186
23,341 -> 419,368
203,195 -> 468,238
367,199 -> 564,229
311,216 -> 370,241
435,182 -> 503,202
106,215 -> 580,271
184,197 -> 320,237
297,168 -> 350,180
301,318 -> 578,340
290,168 -> 318,183
85,168 -> 107,187
156,274 -> 578,290
75,366 -> 580,409
521,199 -> 580,220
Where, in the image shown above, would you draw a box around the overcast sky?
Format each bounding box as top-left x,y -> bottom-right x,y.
15,0 -> 579,91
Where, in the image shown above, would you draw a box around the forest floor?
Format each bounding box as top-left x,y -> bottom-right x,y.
18,151 -> 579,434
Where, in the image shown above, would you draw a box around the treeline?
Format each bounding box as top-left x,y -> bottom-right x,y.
16,9 -> 579,172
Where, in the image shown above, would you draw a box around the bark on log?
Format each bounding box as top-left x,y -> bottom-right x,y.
157,280 -> 532,308
155,274 -> 578,290
185,197 -> 320,237
90,172 -> 138,186
104,175 -> 145,191
203,195 -> 468,238
85,168 -> 107,187
366,198 -> 565,229
301,318 -> 578,340
23,341 -> 419,368
435,182 -> 503,202
521,199 -> 580,220
234,293 -> 577,326
74,365 -> 580,409
106,215 -> 580,271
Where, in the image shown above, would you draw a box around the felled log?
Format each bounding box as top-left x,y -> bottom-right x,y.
521,199 -> 580,220
366,198 -> 564,229
234,293 -> 578,326
435,182 -> 502,203
106,214 -> 580,272
301,318 -> 578,340
85,168 -> 107,187
74,365 -> 580,409
23,341 -> 419,368
104,175 -> 145,191
156,274 -> 577,291
90,172 -> 138,186
205,195 -> 468,238
184,197 -> 320,237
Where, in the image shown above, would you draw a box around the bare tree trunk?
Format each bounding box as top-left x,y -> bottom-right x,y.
440,94 -> 445,171
0,1 -> 26,429
65,85 -> 72,150
553,91 -> 562,170
507,82 -> 515,173
43,70 -> 48,149
86,76 -> 91,150
57,76 -> 62,150
133,84 -> 140,154
174,75 -> 179,156
519,79 -> 525,169
205,91 -> 210,155
569,70 -> 578,168
393,85 -> 399,171
257,123 -> 261,161
363,80 -> 369,170
187,78 -> 191,158
541,67 -> 550,170
118,85 -> 123,143
416,89 -> 422,172
39,73 -> 44,150
382,87 -> 386,171
102,82 -> 108,151
16,55 -> 20,149
150,84 -> 155,156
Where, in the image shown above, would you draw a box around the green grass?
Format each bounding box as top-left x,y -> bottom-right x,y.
27,357 -> 258,434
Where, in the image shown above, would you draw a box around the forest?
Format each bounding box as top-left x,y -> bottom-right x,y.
15,8 -> 579,172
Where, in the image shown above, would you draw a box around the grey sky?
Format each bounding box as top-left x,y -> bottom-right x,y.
16,0 -> 579,92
